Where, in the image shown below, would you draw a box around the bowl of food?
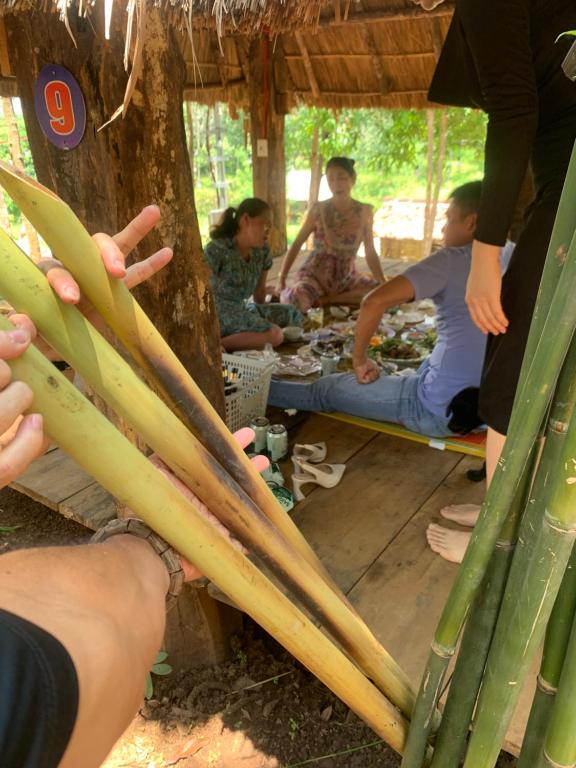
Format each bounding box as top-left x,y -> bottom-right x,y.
329,305 -> 350,320
283,326 -> 304,342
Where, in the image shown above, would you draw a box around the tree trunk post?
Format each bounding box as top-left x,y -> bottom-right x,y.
5,5 -> 236,668
247,37 -> 287,255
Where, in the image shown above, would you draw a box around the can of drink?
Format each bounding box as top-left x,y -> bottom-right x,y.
320,352 -> 340,376
267,424 -> 288,461
250,416 -> 270,454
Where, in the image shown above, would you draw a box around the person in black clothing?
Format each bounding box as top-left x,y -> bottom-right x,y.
413,0 -> 576,562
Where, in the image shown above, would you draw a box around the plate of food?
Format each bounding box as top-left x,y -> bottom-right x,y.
368,337 -> 429,367
398,311 -> 426,325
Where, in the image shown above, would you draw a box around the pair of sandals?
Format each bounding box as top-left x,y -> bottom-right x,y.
291,442 -> 346,501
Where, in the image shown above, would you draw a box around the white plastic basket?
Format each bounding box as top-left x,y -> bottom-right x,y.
222,353 -> 275,433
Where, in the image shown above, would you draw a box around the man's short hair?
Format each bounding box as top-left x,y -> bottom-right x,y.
448,181 -> 483,217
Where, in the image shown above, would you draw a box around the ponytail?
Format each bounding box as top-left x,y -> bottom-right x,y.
210,206 -> 238,239
210,197 -> 270,240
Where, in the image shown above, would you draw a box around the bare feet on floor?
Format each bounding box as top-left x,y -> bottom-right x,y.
426,523 -> 471,564
439,503 -> 481,527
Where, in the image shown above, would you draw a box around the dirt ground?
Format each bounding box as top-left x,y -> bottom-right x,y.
0,486 -> 518,768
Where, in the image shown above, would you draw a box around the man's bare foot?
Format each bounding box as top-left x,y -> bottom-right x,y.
439,503 -> 481,527
426,524 -> 471,564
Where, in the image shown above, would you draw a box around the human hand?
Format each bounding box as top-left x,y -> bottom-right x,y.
0,327 -> 46,488
149,427 -> 269,581
11,206 -> 173,353
465,242 -> 508,335
28,206 -> 172,336
353,356 -> 380,384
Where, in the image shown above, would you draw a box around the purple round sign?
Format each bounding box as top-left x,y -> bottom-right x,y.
34,64 -> 86,150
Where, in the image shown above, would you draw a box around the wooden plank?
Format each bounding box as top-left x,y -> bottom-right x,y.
292,433 -> 462,593
346,454 -> 483,684
10,447 -> 96,510
59,482 -> 117,531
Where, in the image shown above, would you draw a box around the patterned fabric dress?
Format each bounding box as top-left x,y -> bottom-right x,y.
204,237 -> 303,337
281,199 -> 379,309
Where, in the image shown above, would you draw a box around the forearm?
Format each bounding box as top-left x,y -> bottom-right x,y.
278,245 -> 300,282
0,537 -> 170,768
353,297 -> 388,363
472,240 -> 502,264
365,247 -> 385,282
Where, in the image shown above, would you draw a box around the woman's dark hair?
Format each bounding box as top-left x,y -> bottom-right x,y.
325,156 -> 357,180
210,198 -> 270,239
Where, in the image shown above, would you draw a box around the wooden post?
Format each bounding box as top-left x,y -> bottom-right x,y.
309,125 -> 322,210
246,37 -> 287,255
5,4 -> 237,668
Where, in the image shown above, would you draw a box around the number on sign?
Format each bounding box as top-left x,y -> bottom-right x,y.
44,81 -> 75,136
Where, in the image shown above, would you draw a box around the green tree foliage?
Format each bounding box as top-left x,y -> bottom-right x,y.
0,101 -> 36,232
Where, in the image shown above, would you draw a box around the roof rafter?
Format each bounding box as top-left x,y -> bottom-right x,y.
320,3 -> 453,28
294,31 -> 320,99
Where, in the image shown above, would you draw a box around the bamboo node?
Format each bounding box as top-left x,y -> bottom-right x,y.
430,641 -> 454,659
495,539 -> 515,551
549,417 -> 569,434
543,749 -> 571,768
556,244 -> 568,265
543,511 -> 576,533
536,674 -> 558,695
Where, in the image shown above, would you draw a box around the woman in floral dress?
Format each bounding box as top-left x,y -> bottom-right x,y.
204,198 -> 303,351
276,157 -> 386,312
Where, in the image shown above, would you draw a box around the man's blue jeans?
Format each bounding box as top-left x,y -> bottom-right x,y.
268,370 -> 456,437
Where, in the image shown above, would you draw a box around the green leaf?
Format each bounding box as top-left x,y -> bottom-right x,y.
151,662 -> 173,676
0,524 -> 21,534
155,650 -> 168,663
556,30 -> 576,43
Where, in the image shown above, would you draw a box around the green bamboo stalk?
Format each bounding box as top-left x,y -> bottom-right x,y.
433,342 -> 576,768
429,447 -> 538,767
0,160 -> 339,593
517,547 -> 576,768
401,140 -> 576,768
461,337 -> 576,768
542,591 -> 576,767
0,313 -> 410,755
0,231 -> 415,718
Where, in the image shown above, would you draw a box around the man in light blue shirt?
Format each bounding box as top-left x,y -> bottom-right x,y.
268,182 -> 513,437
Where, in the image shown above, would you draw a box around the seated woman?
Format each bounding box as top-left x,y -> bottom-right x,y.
276,157 -> 385,312
204,198 -> 303,351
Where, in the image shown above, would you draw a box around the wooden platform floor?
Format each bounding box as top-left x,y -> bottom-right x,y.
10,413 -> 533,756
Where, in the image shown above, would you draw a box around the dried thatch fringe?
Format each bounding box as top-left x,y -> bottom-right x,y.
0,0 -> 332,35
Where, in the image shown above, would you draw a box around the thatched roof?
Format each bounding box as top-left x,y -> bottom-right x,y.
0,0 -> 454,109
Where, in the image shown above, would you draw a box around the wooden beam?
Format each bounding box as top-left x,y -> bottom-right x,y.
183,78 -> 246,99
295,88 -> 428,99
283,51 -> 436,61
210,37 -> 228,89
0,18 -> 12,78
0,76 -> 18,98
234,36 -> 251,86
359,23 -> 390,95
294,31 -> 320,99
431,17 -> 444,61
321,3 -> 453,28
